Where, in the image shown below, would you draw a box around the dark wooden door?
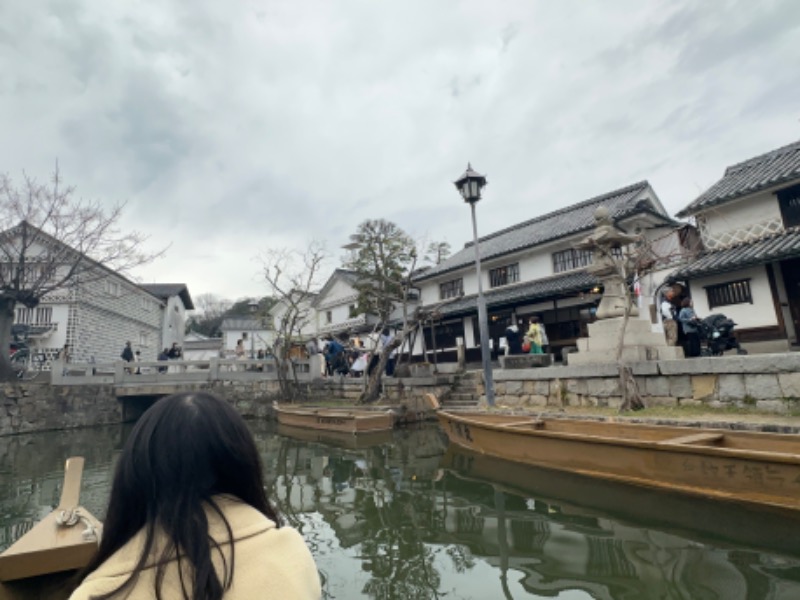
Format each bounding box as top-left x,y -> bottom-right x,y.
780,258 -> 800,343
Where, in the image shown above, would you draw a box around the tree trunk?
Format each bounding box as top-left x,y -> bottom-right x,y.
0,298 -> 17,381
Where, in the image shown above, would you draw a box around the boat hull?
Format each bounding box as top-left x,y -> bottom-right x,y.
274,404 -> 395,434
438,411 -> 800,513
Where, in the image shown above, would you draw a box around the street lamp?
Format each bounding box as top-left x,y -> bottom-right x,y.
248,299 -> 260,359
454,163 -> 495,407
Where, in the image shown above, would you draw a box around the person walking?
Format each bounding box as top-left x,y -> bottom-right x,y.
678,297 -> 702,358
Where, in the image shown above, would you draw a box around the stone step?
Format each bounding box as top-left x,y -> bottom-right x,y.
441,402 -> 477,410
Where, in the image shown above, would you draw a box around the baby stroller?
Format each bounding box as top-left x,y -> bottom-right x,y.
698,314 -> 748,357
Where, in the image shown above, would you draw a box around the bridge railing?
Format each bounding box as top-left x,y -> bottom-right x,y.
50,356 -> 325,386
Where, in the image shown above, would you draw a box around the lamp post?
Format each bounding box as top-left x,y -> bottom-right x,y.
454,163 -> 495,407
247,299 -> 259,359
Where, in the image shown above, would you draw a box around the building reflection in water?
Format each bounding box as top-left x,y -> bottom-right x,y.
2,421 -> 800,599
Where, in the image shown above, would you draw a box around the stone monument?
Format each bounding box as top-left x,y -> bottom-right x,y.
568,207 -> 683,365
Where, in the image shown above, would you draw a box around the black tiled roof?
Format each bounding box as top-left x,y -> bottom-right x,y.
139,283 -> 195,310
668,228 -> 800,280
414,181 -> 653,282
432,270 -> 598,318
677,139 -> 800,217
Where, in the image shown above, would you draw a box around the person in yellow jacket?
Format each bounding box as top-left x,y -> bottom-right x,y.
70,392 -> 321,600
526,317 -> 544,355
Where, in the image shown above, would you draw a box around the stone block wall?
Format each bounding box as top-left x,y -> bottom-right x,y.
492,354 -> 800,414
1,382 -> 122,436
1,376 -> 451,436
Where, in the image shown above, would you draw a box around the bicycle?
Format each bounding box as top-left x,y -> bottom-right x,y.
10,345 -> 48,380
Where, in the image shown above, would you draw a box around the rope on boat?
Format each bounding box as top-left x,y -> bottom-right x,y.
56,508 -> 101,543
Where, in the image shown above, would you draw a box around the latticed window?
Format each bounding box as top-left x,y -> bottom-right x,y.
552,249 -> 593,273
489,263 -> 519,288
778,183 -> 800,229
439,278 -> 463,299
705,279 -> 753,309
14,306 -> 52,325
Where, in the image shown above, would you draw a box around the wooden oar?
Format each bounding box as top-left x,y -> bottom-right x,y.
0,457 -> 100,582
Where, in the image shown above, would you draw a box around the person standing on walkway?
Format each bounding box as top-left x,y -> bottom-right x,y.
661,289 -> 679,346
526,317 -> 544,355
678,297 -> 702,358
121,341 -> 134,373
57,344 -> 70,376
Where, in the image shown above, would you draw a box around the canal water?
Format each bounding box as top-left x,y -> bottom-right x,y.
2,421 -> 800,599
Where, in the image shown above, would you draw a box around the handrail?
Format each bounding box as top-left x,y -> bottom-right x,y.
50,356 -> 325,386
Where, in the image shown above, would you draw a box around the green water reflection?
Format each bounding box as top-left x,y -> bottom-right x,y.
2,422 -> 800,599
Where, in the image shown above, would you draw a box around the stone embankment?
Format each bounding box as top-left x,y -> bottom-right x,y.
0,375 -> 452,436
3,353 -> 800,436
493,354 -> 800,414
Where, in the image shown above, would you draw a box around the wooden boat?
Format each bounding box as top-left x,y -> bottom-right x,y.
273,403 -> 396,434
438,411 -> 800,513
277,422 -> 395,450
0,457 -> 101,598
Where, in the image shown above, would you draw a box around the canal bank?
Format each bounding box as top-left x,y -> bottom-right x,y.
2,353 -> 800,436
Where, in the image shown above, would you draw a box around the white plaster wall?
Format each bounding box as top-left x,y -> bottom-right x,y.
73,275 -> 163,363
317,278 -> 358,308
223,328 -> 275,354
271,298 -> 316,337
161,296 -> 186,351
689,265 -> 776,329
419,235 -> 588,303
700,192 -> 783,239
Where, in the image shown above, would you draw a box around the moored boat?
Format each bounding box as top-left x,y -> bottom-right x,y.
276,422 -> 395,449
438,410 -> 800,513
0,457 -> 101,598
274,403 -> 396,434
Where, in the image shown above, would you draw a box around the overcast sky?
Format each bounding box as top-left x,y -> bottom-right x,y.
2,0 -> 798,307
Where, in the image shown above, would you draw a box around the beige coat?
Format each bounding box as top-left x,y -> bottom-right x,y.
70,495 -> 321,600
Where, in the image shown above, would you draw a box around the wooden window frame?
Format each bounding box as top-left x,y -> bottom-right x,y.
489,263 -> 520,288
777,183 -> 800,229
552,249 -> 593,273
705,279 -> 753,310
439,278 -> 464,300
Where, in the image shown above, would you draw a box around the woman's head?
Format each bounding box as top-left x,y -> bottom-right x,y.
113,392 -> 273,512
81,392 -> 280,598
681,297 -> 693,308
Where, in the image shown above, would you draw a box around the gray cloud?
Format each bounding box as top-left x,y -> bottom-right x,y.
1,0 -> 798,300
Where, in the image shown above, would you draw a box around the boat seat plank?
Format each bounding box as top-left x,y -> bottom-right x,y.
659,432 -> 724,446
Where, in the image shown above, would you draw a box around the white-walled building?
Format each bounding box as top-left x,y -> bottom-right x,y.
139,283 -> 195,354
270,291 -> 318,341
670,139 -> 800,352
183,331 -> 223,361
312,269 -> 376,338
220,317 -> 275,358
1,223 -> 194,368
11,268 -> 166,366
412,181 -> 685,362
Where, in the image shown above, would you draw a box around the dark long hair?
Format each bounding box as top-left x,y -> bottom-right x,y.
79,392 -> 281,600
